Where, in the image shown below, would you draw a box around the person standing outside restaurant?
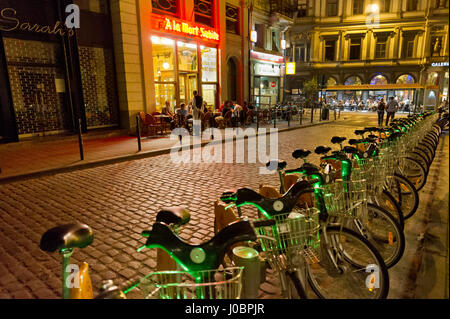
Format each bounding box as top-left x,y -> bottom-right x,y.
377,98 -> 386,126
385,97 -> 398,126
192,90 -> 203,135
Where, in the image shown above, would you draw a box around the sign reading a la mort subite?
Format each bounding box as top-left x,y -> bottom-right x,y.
160,18 -> 219,41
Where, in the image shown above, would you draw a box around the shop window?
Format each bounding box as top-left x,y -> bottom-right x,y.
178,42 -> 198,72
195,0 -> 214,27
375,38 -> 387,59
202,84 -> 217,109
152,0 -> 178,16
324,40 -> 336,61
152,36 -> 175,82
155,83 -> 176,111
370,74 -> 388,85
407,0 -> 418,11
353,0 -> 364,15
327,0 -> 338,16
349,38 -> 361,60
226,5 -> 240,35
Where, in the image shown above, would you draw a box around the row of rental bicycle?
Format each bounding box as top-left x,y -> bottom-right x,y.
39,111 -> 449,299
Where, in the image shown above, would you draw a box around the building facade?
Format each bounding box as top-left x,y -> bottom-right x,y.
285,0 -> 449,109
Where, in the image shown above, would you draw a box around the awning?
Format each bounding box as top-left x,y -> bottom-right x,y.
326,84 -> 424,91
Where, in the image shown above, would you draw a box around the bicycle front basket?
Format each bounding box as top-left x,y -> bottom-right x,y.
132,267 -> 243,299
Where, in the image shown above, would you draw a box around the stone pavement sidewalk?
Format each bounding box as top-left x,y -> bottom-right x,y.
0,112 -> 336,183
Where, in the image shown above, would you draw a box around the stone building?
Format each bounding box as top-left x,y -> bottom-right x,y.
285,0 -> 449,109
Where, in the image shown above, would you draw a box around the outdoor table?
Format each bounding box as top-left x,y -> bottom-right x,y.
153,115 -> 171,135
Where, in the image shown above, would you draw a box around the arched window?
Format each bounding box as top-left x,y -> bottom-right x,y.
344,75 -> 362,85
327,76 -> 337,86
370,74 -> 388,85
396,74 -> 415,84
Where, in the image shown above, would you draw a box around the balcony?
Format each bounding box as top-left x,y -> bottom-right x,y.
270,0 -> 296,20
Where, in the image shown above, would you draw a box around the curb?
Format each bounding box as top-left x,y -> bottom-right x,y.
0,119 -> 340,184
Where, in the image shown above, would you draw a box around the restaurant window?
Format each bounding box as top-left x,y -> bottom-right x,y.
375,37 -> 387,59
178,42 -> 198,72
407,0 -> 418,11
353,0 -> 364,15
349,38 -> 361,60
327,0 -> 338,16
152,0 -> 178,16
152,36 -> 176,111
226,4 -> 240,34
298,0 -> 308,17
195,0 -> 214,27
324,40 -> 336,61
201,46 -> 218,109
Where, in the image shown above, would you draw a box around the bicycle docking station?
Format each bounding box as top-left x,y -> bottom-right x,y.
232,246 -> 266,299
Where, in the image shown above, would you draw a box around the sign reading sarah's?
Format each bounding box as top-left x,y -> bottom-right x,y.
161,18 -> 219,41
0,5 -> 80,37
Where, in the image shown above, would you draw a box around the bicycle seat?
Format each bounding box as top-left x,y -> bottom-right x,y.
331,136 -> 346,144
220,190 -> 237,203
292,149 -> 311,159
343,146 -> 358,154
354,129 -> 366,136
266,160 -> 287,170
234,180 -> 315,217
314,146 -> 331,155
348,139 -> 361,145
40,223 -> 93,253
156,207 -> 190,227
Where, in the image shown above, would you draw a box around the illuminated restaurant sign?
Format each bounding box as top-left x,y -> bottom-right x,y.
250,50 -> 284,64
160,18 -> 219,41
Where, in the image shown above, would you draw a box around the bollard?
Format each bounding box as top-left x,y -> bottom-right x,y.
78,118 -> 84,161
311,106 -> 314,123
319,107 -> 322,122
232,246 -> 261,299
256,110 -> 259,131
273,109 -> 277,128
287,110 -> 290,127
300,108 -> 303,125
334,108 -> 337,120
136,115 -> 142,152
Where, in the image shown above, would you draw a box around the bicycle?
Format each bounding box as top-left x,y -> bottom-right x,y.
40,207 -> 275,299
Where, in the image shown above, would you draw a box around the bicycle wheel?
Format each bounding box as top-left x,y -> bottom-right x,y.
397,157 -> 427,191
387,174 -> 420,220
353,203 -> 405,268
307,226 -> 389,299
409,150 -> 430,173
413,145 -> 433,165
373,189 -> 405,230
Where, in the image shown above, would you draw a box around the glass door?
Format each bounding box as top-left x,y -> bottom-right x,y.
178,73 -> 197,105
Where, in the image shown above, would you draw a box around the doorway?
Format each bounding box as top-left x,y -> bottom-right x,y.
179,73 -> 198,105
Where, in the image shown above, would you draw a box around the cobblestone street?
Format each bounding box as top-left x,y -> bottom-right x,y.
0,113 -> 448,299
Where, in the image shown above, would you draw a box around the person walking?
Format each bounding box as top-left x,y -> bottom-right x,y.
377,98 -> 386,126
385,97 -> 398,126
